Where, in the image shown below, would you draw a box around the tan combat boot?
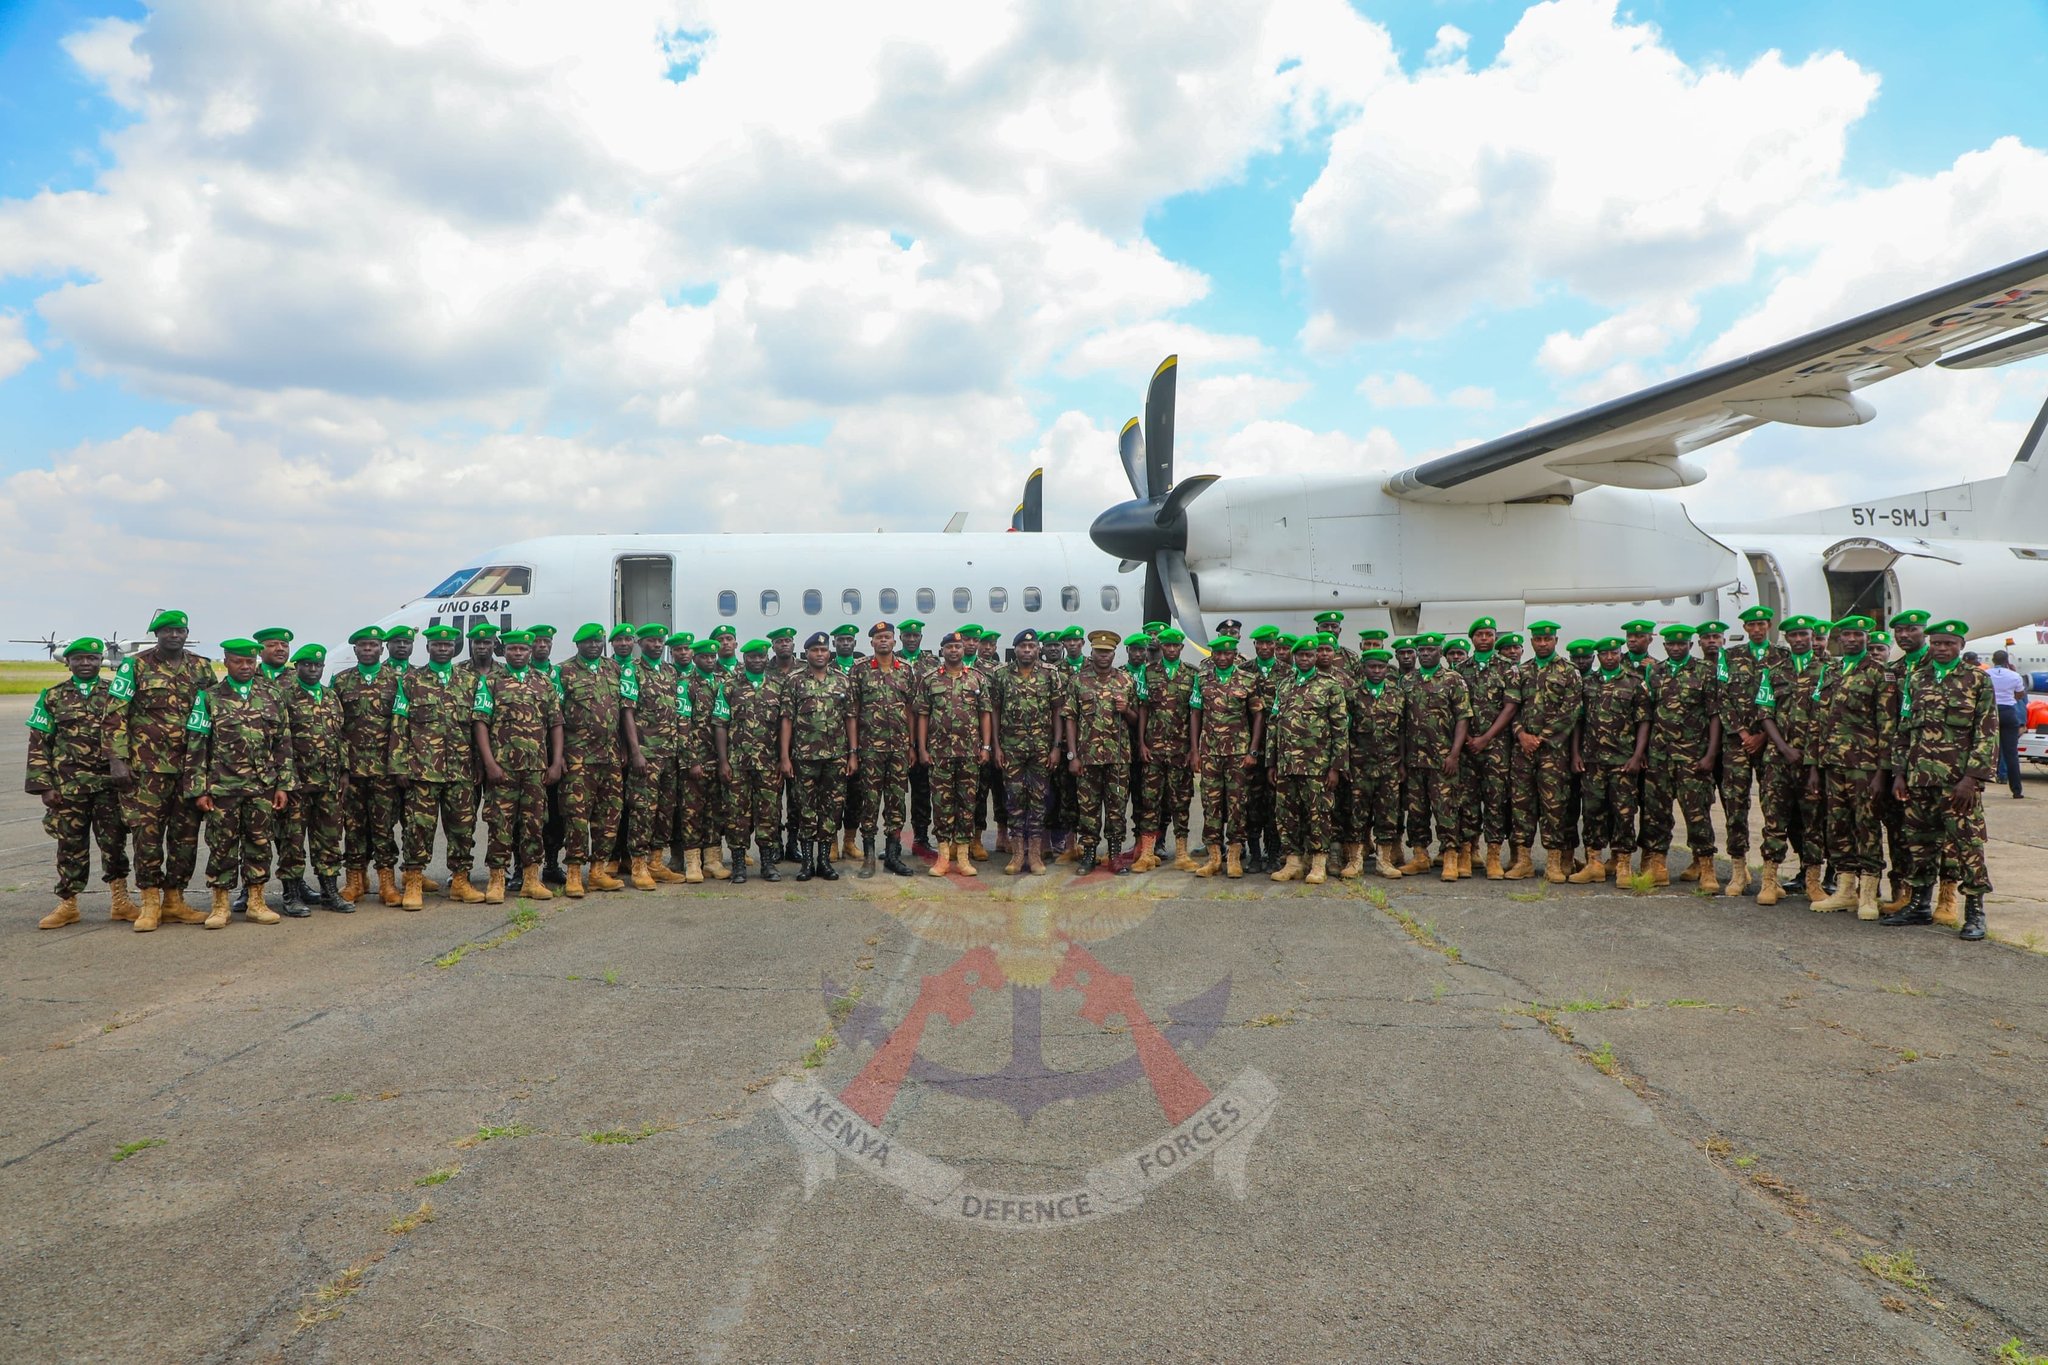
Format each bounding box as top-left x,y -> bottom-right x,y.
1697,858 -> 1721,894
1194,844 -> 1223,878
1568,854 -> 1607,885
1724,861 -> 1751,897
134,887 -> 163,932
377,867 -> 402,906
1334,842 -> 1361,880
1933,881 -> 1961,928
246,883 -> 281,924
1609,856 -> 1629,886
1270,854 -> 1302,882
1544,848 -> 1568,885
520,866 -> 554,901
1171,843 -> 1200,873
682,849 -> 704,884
1006,841 -> 1027,876
1678,855 -> 1702,883
420,875 -> 442,894
1646,852 -> 1670,887
966,836 -> 990,863
1880,875 -> 1911,914
928,843 -> 953,877
1027,837 -> 1047,875
38,897 -> 80,930
1802,867 -> 1826,903
484,869 -> 507,905
702,846 -> 731,881
1811,871 -> 1858,913
162,887 -> 208,924
1856,872 -> 1882,921
1397,847 -> 1433,876
589,861 -> 624,892
1225,844 -> 1244,879
650,852 -> 686,884
1503,845 -> 1534,880
341,867 -> 366,904
205,888 -> 232,929
1391,842 -> 1410,869
1375,843 -> 1403,879
956,841 -> 979,877
1304,853 -> 1328,885
629,856 -> 657,891
1441,850 -> 1459,883
1485,844 -> 1504,880
1056,842 -> 1084,864
1755,863 -> 1783,906
1130,833 -> 1159,873
449,870 -> 486,903
563,864 -> 586,898
401,870 -> 425,911
109,878 -> 140,922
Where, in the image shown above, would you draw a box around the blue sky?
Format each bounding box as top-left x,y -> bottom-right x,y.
1,0 -> 2045,649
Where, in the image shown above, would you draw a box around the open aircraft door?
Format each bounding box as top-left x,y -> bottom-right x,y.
614,555 -> 674,631
1820,537 -> 1961,623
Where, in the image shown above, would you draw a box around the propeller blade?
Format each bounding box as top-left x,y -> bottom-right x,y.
1117,417 -> 1146,501
1143,355 -> 1177,499
1141,560 -> 1171,631
1156,549 -> 1202,640
1020,466 -> 1044,533
1155,473 -> 1217,528
1117,559 -> 1143,574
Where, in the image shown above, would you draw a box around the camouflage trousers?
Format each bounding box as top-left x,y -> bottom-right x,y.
44,787 -> 129,897
1580,764 -> 1640,855
928,757 -> 979,843
122,767 -> 201,890
1902,783 -> 1992,895
278,786 -> 344,877
1002,761 -> 1051,842
909,761 -> 932,839
1048,758 -> 1078,838
561,757 -> 622,863
1465,744 -> 1511,845
625,754 -> 677,857
1405,763 -> 1464,851
1200,752 -> 1255,844
1758,758 -> 1822,867
204,794 -> 275,889
859,743 -> 912,841
543,781 -> 565,867
975,762 -> 1005,835
341,773 -> 402,870
1507,742 -> 1538,848
1075,761 -> 1131,854
1815,768 -> 1883,874
726,765 -> 781,850
1127,755 -> 1151,839
401,779 -> 478,872
1341,759 -> 1402,846
484,772 -> 548,870
1641,757 -> 1717,858
1717,742 -> 1767,857
1275,773 -> 1335,857
1880,788 -> 1912,884
1331,773 -> 1355,848
1247,764 -> 1276,845
790,760 -> 846,843
1140,750 -> 1193,837
671,763 -> 716,851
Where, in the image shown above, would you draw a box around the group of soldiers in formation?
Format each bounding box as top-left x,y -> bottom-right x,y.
24,602 -> 1999,942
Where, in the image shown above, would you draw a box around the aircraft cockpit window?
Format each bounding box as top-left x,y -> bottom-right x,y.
988,588 -> 1008,613
458,565 -> 531,597
803,589 -> 822,615
880,588 -> 899,614
1060,585 -> 1080,612
1100,585 -> 1120,611
842,589 -> 861,616
760,590 -> 780,617
953,588 -> 973,612
916,588 -> 936,613
717,591 -> 737,616
427,568 -> 481,598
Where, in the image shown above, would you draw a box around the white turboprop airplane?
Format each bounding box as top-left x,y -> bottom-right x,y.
371,250 -> 2048,648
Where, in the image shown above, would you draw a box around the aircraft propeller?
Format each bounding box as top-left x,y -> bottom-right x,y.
1088,356 -> 1218,637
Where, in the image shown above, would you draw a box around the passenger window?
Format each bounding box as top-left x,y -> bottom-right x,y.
842,589 -> 861,616
718,590 -> 737,617
989,588 -> 1008,613
1022,587 -> 1042,613
953,588 -> 973,612
760,590 -> 780,617
880,588 -> 899,614
917,588 -> 936,613
1061,585 -> 1080,612
1100,585 -> 1120,611
803,589 -> 822,616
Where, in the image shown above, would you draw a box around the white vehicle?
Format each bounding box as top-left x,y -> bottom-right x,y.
373,251 -> 2048,649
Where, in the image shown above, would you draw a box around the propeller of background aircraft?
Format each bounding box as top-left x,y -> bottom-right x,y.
1088,355 -> 1217,636
9,630 -> 150,661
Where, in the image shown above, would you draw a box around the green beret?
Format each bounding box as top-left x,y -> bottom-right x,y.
500,631 -> 534,646
1927,619 -> 1969,638
1527,620 -> 1561,634
1414,632 -> 1445,647
1834,615 -> 1875,631
1314,610 -> 1344,625
1814,619 -> 1837,633
664,631 -> 692,647
635,623 -> 668,640
62,636 -> 104,657
1869,629 -> 1891,645
1620,619 -> 1655,633
252,627 -> 293,644
1289,635 -> 1319,652
1888,609 -> 1929,628
1392,637 -> 1414,650
1357,629 -> 1389,641
1658,625 -> 1696,640
609,623 -> 637,640
1248,624 -> 1281,641
348,626 -> 384,644
219,637 -> 259,657
147,609 -> 189,632
467,622 -> 500,640
529,624 -> 557,638
1468,616 -> 1497,633
1156,628 -> 1185,644
1122,632 -> 1150,647
1361,648 -> 1392,662
1497,632 -> 1523,647
1782,616 -> 1817,633
1142,620 -> 1169,633
1737,605 -> 1775,623
767,627 -> 796,640
572,623 -> 607,643
830,623 -> 859,637
741,638 -> 771,653
421,625 -> 461,641
897,619 -> 926,632
1695,621 -> 1729,633
1595,636 -> 1624,652
1566,639 -> 1596,654
1209,636 -> 1239,651
290,643 -> 327,661
709,624 -> 736,639
384,624 -> 417,641
1446,636 -> 1472,651
691,640 -> 718,655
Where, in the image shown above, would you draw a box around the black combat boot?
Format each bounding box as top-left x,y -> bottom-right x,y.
858,835 -> 878,879
1077,846 -> 1097,876
280,875 -> 312,918
1960,894 -> 1987,941
755,841 -> 779,882
232,882 -> 250,915
795,841 -> 815,882
781,830 -> 801,864
542,859 -> 567,887
883,836 -> 912,876
815,840 -> 840,881
318,874 -> 353,912
1878,882 -> 1934,927
730,846 -> 748,885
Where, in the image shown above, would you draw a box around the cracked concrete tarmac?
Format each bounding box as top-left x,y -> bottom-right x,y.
2,697 -> 2044,1363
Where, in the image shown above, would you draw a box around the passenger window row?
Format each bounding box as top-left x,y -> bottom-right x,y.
714,585 -> 1118,617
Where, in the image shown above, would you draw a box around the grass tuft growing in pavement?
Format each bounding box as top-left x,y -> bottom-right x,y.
455,1122 -> 535,1149
435,905 -> 544,969
583,1122 -> 673,1145
1999,1339 -> 2048,1365
826,986 -> 862,1025
295,1257 -> 378,1333
110,1138 -> 166,1162
415,1166 -> 459,1187
1860,1249 -> 1931,1293
1379,902 -> 1462,962
387,1199 -> 435,1235
1626,871 -> 1657,896
801,1034 -> 838,1069
1587,1041 -> 1618,1076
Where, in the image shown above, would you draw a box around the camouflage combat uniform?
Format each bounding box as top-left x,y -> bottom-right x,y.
474,664 -> 560,871
626,657 -> 681,860
1247,653 -> 1283,856
1511,652 -> 1582,855
558,654 -> 632,863
333,660 -> 402,872
719,668 -> 785,854
1403,665 -> 1471,855
989,659 -> 1064,843
1892,658 -> 1995,894
1268,664 -> 1348,858
1500,660 -> 1539,852
1715,640 -> 1784,863
782,668 -> 853,845
856,657 -> 917,845
1137,658 -> 1198,844
390,662 -> 481,876
182,674 -> 296,890
1879,646 -> 1928,886
1755,650 -> 1825,869
672,664 -> 720,856
1342,672 -> 1406,850
1192,660 -> 1262,848
1459,651 -> 1517,848
1807,650 -> 1893,877
25,675 -> 129,898
1641,656 -> 1721,862
917,665 -> 987,844
109,648 -> 212,891
1046,655 -> 1082,846
1578,666 -> 1648,857
1071,667 -> 1136,856
279,673 -> 346,880
904,648 -> 938,843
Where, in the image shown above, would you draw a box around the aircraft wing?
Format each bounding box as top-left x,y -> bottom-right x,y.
1383,248 -> 2048,505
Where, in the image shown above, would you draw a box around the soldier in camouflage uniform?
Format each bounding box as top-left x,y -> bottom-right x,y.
1510,624 -> 1582,883
1493,631 -> 1538,873
1189,633 -> 1262,879
1341,646 -> 1406,879
715,640 -> 783,882
854,621 -> 918,877
277,643 -> 348,914
1244,625 -> 1285,871
458,622 -> 508,841
1045,626 -> 1083,857
679,638 -> 736,881
107,609 -> 213,928
779,632 -> 856,882
528,625 -> 569,885
1398,634 -> 1472,880
388,626 -> 485,909
916,630 -> 989,876
1457,616 -> 1520,880
1640,625 -> 1723,891
987,628 -> 1064,876
1620,620 -> 1656,676
332,626 -> 403,906
26,638 -> 134,929
1713,606 -> 1783,897
1880,620 -> 1994,940
1800,615 -> 1893,918
1132,627 -> 1199,873
1568,638 -> 1649,886
1066,631 -> 1138,875
893,621 -> 933,852
1875,609 -> 1931,913
558,622 -> 640,897
183,638 -> 295,928
1755,616 -> 1827,905
620,623 -> 686,888
1264,636 -> 1347,884
473,630 -> 563,903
